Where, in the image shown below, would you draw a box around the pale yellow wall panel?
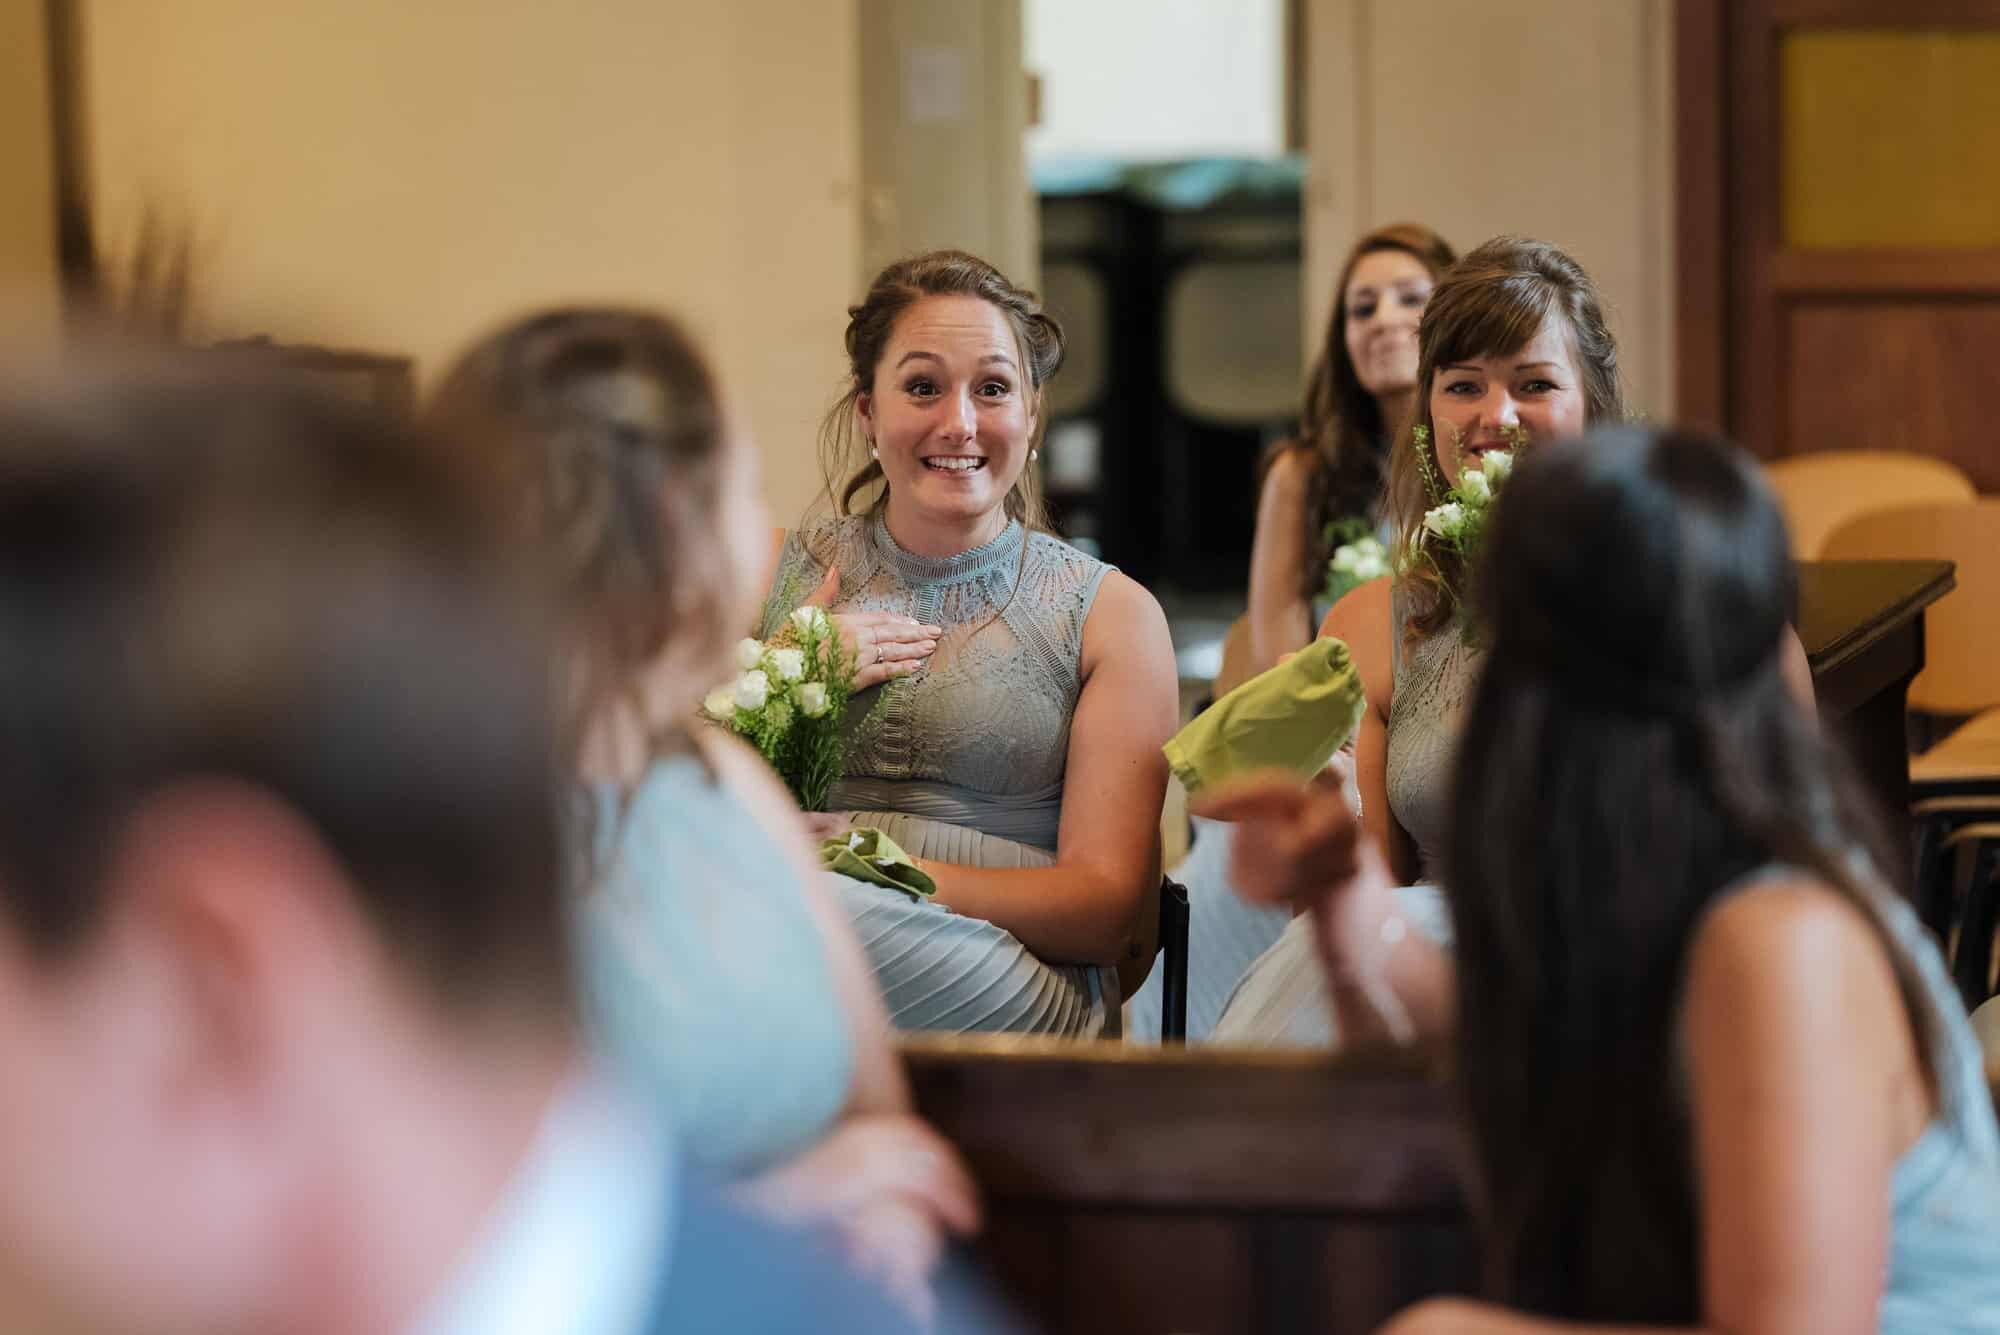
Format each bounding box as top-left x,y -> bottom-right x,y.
1783,31 -> 2000,250
1302,0 -> 1673,418
81,0 -> 859,523
0,0 -> 61,349
859,0 -> 1033,291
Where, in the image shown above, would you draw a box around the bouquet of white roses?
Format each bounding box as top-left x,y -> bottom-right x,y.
1320,516 -> 1389,608
1401,422 -> 1524,626
702,604 -> 859,811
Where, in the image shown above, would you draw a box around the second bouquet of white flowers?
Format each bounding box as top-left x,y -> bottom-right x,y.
701,603 -> 859,811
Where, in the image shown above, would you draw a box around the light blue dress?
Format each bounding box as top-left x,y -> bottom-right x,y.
763,512 -> 1118,1037
1784,872 -> 2000,1334
578,754 -> 853,1175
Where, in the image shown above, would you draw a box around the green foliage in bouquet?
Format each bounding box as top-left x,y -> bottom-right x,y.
1400,421 -> 1527,630
702,602 -> 861,812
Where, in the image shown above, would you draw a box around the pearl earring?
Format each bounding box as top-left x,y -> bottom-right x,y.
870,445 -> 878,460
1029,448 -> 1039,462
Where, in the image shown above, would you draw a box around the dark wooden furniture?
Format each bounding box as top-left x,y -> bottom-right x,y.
1797,559 -> 1957,837
1677,0 -> 2000,484
908,1036 -> 1473,1335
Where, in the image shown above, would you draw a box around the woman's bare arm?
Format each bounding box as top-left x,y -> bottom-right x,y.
1246,447 -> 1318,676
1318,575 -> 1419,884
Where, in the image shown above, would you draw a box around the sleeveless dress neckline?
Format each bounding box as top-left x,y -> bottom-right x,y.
870,510 -> 1024,586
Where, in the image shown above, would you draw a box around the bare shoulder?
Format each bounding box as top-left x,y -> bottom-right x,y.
1319,575 -> 1395,710
1260,443 -> 1315,502
1082,570 -> 1173,668
1686,875 -> 1909,1041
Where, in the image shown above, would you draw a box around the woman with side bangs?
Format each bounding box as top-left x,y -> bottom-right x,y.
1208,427 -> 2000,1332
1210,235 -> 1809,1045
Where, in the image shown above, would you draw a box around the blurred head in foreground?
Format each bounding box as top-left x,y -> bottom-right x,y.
0,363 -> 569,1333
431,306 -> 767,784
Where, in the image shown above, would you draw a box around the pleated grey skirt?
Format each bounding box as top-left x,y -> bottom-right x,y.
828,809 -> 1115,1038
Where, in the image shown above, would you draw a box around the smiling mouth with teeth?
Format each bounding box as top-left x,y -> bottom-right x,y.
923,456 -> 987,472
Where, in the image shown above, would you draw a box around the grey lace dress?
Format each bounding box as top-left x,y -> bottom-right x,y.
761,512 -> 1118,1036
1211,587 -> 1476,1045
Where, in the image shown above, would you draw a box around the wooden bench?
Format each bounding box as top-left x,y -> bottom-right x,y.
906,1036 -> 1475,1335
911,1036 -> 2000,1335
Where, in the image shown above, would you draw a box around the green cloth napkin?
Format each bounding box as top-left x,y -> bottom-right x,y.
820,826 -> 938,900
1164,636 -> 1367,796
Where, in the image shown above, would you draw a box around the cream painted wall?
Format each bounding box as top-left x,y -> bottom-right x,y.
81,0 -> 860,524
859,0 -> 1035,290
1303,0 -> 1674,418
1,0 -> 61,347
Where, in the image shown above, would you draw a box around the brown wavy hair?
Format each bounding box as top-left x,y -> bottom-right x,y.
1270,222 -> 1456,599
1387,236 -> 1625,641
431,308 -> 734,777
819,250 -> 1064,531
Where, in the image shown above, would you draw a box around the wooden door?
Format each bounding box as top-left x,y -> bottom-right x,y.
1678,0 -> 2000,485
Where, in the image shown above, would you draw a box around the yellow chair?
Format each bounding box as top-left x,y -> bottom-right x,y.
1826,500 -> 2000,981
1821,500 -> 2000,718
1766,451 -> 1975,560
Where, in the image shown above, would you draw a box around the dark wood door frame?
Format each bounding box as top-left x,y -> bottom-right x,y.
1674,0 -> 2000,458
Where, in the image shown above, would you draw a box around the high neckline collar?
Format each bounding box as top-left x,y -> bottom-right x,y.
869,509 -> 1024,585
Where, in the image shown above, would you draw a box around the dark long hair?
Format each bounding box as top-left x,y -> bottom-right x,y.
1444,426 -> 1939,1321
1272,222 -> 1456,598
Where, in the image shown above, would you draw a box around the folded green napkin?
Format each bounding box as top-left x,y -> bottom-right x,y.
820,826 -> 938,900
1164,636 -> 1367,795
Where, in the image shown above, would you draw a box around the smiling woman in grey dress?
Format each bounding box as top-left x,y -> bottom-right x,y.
769,250 -> 1179,1038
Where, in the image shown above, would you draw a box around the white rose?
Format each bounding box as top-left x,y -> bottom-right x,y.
1423,502 -> 1466,540
768,647 -> 805,682
702,684 -> 737,720
1458,469 -> 1492,505
798,681 -> 830,718
1481,450 -> 1514,483
734,669 -> 770,711
1331,546 -> 1358,573
1352,549 -> 1386,581
790,605 -> 828,637
736,637 -> 765,670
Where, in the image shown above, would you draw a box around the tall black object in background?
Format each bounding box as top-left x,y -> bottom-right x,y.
1037,165 -> 1301,595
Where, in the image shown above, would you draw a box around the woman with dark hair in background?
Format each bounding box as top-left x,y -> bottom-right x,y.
1207,426 -> 2000,1332
1232,222 -> 1456,690
1128,225 -> 1456,1041
433,309 -> 976,1313
765,249 -> 1179,1038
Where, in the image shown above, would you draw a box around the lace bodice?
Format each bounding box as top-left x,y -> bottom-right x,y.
760,512 -> 1113,851
1383,586 -> 1485,881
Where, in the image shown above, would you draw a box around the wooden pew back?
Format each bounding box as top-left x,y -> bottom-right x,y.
905,1036 -> 1476,1335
